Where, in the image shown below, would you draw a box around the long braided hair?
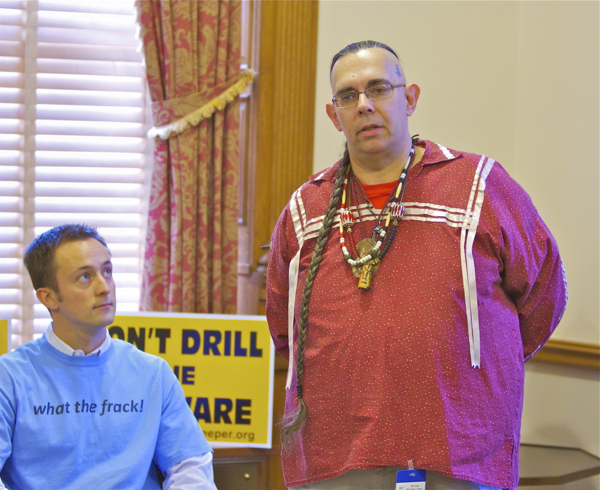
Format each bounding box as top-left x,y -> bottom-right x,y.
280,40 -> 401,448
280,146 -> 350,447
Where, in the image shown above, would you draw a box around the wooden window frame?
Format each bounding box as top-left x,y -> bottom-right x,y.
237,0 -> 319,318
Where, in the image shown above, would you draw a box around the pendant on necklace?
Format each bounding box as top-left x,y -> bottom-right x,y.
352,238 -> 380,290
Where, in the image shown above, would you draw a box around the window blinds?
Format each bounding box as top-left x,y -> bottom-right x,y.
0,0 -> 149,348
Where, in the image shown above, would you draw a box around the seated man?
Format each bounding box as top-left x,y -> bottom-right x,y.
0,224 -> 216,489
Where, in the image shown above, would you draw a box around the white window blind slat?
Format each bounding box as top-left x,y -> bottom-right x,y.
0,0 -> 25,8
2,226 -> 23,243
0,181 -> 22,194
0,59 -> 23,74
36,89 -> 143,107
0,7 -> 26,25
112,274 -> 140,287
36,105 -> 144,123
0,104 -> 24,118
0,119 -> 23,133
33,304 -> 49,320
0,242 -> 20,254
26,230 -> 143,247
0,198 -> 22,213
0,274 -> 20,288
0,150 -> 23,164
0,290 -> 21,304
39,0 -> 133,16
38,74 -> 145,92
36,168 -> 143,183
0,306 -> 19,318
0,134 -> 23,149
0,133 -> 23,148
35,151 -> 144,167
38,28 -> 138,47
36,121 -> 146,137
0,166 -> 23,181
110,258 -> 141,273
35,136 -> 145,153
0,26 -> 23,41
35,199 -> 141,213
0,72 -> 23,88
0,213 -> 21,227
94,229 -> 142,245
35,183 -> 143,198
37,43 -> 140,62
38,11 -> 137,31
0,256 -> 22,272
34,215 -> 142,229
0,89 -> 23,104
37,59 -> 145,77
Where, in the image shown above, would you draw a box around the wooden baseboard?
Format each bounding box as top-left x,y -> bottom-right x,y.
530,339 -> 600,371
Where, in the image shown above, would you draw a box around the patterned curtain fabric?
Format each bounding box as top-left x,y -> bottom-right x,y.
137,0 -> 241,313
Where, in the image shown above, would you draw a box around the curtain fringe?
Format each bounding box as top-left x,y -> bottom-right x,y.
148,69 -> 256,140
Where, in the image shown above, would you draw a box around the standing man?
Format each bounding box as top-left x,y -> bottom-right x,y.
266,41 -> 567,490
0,224 -> 217,489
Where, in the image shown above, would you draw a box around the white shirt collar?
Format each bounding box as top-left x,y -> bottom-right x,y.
44,323 -> 112,357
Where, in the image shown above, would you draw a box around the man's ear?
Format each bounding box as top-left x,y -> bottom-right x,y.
36,287 -> 60,312
326,102 -> 343,132
405,83 -> 421,116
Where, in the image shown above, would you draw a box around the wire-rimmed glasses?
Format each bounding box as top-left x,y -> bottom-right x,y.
332,82 -> 405,109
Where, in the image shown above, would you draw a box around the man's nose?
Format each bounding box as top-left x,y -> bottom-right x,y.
96,274 -> 111,294
356,92 -> 374,113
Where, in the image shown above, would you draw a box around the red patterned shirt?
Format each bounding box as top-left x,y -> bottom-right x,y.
266,140 -> 567,489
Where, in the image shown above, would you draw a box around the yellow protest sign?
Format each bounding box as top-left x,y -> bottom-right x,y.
108,313 -> 273,448
0,318 -> 11,356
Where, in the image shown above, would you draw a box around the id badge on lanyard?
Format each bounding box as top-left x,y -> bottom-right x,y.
395,466 -> 426,490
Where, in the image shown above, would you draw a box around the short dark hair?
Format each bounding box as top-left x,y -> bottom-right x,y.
330,40 -> 399,74
23,224 -> 109,292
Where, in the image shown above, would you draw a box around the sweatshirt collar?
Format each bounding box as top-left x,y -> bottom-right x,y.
44,323 -> 112,357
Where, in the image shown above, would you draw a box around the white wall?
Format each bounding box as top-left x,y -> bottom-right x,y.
313,0 -> 600,474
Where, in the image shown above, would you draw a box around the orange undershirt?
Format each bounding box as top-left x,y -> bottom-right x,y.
360,181 -> 397,209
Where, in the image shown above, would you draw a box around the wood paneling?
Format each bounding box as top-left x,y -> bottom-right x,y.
530,339 -> 600,371
253,0 -> 319,268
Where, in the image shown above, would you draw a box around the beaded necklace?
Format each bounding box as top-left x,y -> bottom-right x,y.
339,146 -> 415,289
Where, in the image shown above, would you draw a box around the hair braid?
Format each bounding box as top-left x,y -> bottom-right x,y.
280,147 -> 351,448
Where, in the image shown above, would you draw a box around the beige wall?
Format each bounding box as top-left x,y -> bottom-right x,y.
313,0 -> 600,470
513,2 -> 599,345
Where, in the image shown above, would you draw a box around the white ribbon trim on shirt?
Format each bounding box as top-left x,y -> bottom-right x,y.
286,189 -> 306,389
460,154 -> 495,368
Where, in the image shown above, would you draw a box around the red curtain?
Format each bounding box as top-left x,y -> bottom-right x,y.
137,0 -> 242,314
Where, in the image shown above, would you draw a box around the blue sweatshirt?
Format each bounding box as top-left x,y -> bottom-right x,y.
0,335 -> 211,489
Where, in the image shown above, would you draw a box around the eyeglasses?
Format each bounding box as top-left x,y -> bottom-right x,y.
332,82 -> 405,109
